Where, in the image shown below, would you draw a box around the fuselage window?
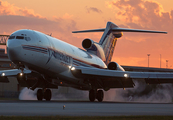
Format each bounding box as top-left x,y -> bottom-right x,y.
16,36 -> 24,39
25,37 -> 31,41
9,36 -> 15,39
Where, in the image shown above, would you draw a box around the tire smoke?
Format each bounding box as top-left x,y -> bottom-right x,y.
19,81 -> 173,103
104,80 -> 173,103
19,87 -> 37,100
19,87 -> 88,100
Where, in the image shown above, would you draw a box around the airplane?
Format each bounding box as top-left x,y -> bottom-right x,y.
0,21 -> 173,102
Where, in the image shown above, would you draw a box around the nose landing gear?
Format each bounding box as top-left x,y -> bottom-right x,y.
37,88 -> 52,101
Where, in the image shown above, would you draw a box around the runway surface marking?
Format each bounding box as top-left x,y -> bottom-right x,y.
0,101 -> 173,116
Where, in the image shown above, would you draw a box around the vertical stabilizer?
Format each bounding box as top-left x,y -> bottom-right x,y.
99,22 -> 119,65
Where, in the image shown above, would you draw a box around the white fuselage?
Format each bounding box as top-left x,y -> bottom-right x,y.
7,29 -> 107,86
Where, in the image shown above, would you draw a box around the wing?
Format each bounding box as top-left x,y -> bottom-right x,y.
71,66 -> 173,89
0,69 -> 31,83
122,65 -> 173,72
0,69 -> 59,90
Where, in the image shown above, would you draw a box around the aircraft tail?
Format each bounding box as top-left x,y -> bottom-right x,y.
72,22 -> 167,65
99,22 -> 119,65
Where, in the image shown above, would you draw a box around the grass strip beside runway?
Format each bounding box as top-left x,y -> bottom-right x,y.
0,116 -> 173,120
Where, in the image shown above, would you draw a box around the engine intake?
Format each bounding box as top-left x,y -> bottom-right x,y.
82,39 -> 94,50
107,62 -> 118,70
107,62 -> 125,71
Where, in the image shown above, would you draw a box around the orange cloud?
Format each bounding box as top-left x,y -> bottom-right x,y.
0,0 -> 44,18
62,13 -> 74,19
18,8 -> 44,18
107,0 -> 172,30
0,1 -> 17,15
85,6 -> 103,14
106,0 -> 173,68
0,1 -> 80,44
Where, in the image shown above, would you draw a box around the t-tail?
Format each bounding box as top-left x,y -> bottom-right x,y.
99,22 -> 119,65
72,22 -> 167,65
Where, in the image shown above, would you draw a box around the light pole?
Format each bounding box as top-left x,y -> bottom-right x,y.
160,54 -> 161,68
166,60 -> 168,68
147,54 -> 150,67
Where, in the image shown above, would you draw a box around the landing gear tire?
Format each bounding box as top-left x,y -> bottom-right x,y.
44,89 -> 52,101
97,90 -> 104,102
37,89 -> 43,101
89,89 -> 96,102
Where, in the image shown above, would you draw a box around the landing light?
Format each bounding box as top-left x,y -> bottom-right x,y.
124,73 -> 128,78
71,67 -> 75,71
1,73 -> 5,76
69,66 -> 72,69
20,73 -> 23,76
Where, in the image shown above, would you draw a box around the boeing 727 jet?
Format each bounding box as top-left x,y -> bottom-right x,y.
0,22 -> 172,102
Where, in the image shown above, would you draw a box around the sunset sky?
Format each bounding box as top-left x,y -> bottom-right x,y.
0,0 -> 173,68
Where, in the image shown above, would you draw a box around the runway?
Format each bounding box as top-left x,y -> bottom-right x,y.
0,100 -> 173,116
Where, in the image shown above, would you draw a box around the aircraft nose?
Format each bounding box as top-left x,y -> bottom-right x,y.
7,39 -> 22,63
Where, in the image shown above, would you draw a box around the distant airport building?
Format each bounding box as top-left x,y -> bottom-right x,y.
0,49 -> 19,98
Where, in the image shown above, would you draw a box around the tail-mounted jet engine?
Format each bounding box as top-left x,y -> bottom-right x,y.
82,38 -> 105,61
107,62 -> 125,71
82,39 -> 95,50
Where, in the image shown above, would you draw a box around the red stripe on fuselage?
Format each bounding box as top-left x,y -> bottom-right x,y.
23,47 -> 47,54
22,45 -> 48,51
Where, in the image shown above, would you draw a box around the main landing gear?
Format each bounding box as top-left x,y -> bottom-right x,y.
89,89 -> 104,102
37,88 -> 52,101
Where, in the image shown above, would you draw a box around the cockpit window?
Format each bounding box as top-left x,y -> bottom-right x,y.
25,37 -> 31,41
16,36 -> 24,39
9,35 -> 31,41
9,36 -> 15,39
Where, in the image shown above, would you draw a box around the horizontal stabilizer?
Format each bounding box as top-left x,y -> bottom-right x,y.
111,28 -> 167,34
72,28 -> 105,33
72,28 -> 167,34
